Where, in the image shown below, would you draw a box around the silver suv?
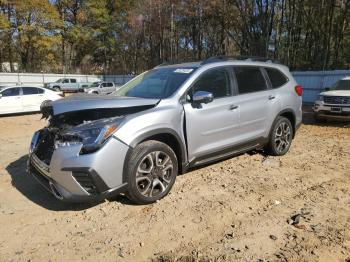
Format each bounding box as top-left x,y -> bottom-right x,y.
28,57 -> 302,204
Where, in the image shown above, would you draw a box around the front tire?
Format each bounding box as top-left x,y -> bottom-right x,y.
266,116 -> 293,156
126,140 -> 178,204
53,86 -> 61,92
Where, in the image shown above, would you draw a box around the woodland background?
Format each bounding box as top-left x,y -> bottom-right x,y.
0,0 -> 349,74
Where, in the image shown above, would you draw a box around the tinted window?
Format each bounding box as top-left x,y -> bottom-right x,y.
1,88 -> 20,97
23,87 -> 39,95
193,68 -> 231,98
234,67 -> 267,94
62,79 -> 69,83
107,83 -> 113,87
38,88 -> 44,94
70,79 -> 77,83
265,67 -> 288,88
102,83 -> 107,87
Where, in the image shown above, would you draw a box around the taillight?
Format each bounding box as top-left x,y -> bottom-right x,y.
295,85 -> 303,96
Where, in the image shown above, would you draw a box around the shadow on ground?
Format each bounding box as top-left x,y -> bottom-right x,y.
5,155 -> 107,211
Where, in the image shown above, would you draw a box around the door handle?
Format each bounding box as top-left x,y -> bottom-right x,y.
268,95 -> 276,100
229,105 -> 238,110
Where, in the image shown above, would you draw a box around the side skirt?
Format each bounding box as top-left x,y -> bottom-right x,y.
188,137 -> 268,169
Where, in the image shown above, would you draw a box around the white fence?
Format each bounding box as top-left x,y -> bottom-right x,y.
0,73 -> 134,87
1,70 -> 349,103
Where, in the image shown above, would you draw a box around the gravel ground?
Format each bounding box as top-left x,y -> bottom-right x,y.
0,109 -> 349,262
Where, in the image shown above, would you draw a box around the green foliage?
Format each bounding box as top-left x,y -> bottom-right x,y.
0,0 -> 349,73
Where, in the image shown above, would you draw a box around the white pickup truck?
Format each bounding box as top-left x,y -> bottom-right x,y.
44,78 -> 94,92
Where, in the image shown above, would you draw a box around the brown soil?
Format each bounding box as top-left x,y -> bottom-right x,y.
0,110 -> 349,262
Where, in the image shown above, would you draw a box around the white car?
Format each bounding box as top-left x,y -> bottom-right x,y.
83,82 -> 117,95
0,86 -> 63,115
314,76 -> 350,121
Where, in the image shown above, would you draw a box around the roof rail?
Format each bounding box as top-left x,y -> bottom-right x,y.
201,55 -> 273,65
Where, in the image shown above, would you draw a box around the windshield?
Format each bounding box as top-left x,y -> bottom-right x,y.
331,80 -> 350,91
55,79 -> 63,83
90,82 -> 101,87
114,67 -> 196,99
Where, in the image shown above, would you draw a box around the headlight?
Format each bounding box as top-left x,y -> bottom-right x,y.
317,95 -> 324,101
58,117 -> 124,154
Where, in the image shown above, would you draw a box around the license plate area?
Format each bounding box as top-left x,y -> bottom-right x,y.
330,107 -> 342,113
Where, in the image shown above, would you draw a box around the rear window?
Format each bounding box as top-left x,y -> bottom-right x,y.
265,67 -> 288,88
234,67 -> 267,94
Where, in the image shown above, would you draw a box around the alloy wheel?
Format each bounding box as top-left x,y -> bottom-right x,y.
274,121 -> 292,154
136,151 -> 174,198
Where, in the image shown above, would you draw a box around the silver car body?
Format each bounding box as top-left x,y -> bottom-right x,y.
28,59 -> 302,202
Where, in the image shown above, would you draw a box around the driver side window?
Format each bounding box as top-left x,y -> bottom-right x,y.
191,68 -> 231,100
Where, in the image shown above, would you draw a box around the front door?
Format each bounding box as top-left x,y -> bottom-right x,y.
0,87 -> 22,114
183,67 -> 239,162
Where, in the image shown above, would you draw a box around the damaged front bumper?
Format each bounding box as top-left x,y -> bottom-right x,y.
27,130 -> 130,202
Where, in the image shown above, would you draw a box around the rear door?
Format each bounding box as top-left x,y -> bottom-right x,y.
232,66 -> 280,140
183,67 -> 240,161
22,87 -> 44,111
106,82 -> 115,93
0,87 -> 22,114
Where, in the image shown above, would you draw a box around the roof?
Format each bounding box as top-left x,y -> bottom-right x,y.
155,56 -> 288,70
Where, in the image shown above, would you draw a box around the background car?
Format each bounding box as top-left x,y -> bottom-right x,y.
313,76 -> 350,121
82,81 -> 117,95
0,86 -> 63,115
44,78 -> 98,92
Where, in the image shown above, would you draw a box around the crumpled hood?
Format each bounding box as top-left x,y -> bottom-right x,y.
321,90 -> 350,96
46,93 -> 160,115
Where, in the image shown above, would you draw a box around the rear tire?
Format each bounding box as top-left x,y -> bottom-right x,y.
265,116 -> 293,156
126,140 -> 178,205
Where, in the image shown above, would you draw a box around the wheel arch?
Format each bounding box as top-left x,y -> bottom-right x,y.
276,109 -> 297,138
124,129 -> 187,182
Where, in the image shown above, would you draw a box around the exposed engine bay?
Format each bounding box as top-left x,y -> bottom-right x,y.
34,102 -> 156,165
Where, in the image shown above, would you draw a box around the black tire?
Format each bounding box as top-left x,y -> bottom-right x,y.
53,86 -> 61,91
265,116 -> 293,156
93,91 -> 98,94
126,140 -> 178,204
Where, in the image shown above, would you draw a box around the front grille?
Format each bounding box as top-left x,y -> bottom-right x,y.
72,172 -> 98,194
34,129 -> 55,165
324,96 -> 350,105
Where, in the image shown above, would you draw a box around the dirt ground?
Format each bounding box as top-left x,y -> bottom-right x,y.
0,109 -> 349,262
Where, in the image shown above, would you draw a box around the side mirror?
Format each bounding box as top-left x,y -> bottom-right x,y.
192,91 -> 214,104
324,87 -> 330,91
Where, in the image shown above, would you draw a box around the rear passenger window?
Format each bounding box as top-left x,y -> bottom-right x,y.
23,87 -> 39,95
193,68 -> 231,98
265,68 -> 288,88
234,67 -> 267,94
70,79 -> 77,83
